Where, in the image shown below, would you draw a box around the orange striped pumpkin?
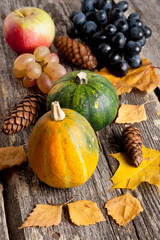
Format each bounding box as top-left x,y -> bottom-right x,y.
27,101 -> 99,188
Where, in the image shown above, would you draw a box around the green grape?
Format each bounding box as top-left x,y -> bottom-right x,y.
33,46 -> 50,61
44,62 -> 67,80
12,67 -> 26,78
14,53 -> 35,70
26,62 -> 42,79
37,72 -> 53,94
44,53 -> 59,64
22,76 -> 37,88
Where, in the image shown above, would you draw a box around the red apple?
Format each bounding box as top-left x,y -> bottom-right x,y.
3,7 -> 55,54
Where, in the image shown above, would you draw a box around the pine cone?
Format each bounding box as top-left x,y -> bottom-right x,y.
55,36 -> 97,70
1,92 -> 46,135
122,125 -> 143,167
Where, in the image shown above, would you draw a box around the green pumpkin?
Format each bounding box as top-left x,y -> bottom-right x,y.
46,70 -> 118,131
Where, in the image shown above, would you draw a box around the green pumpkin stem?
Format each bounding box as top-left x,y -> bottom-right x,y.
51,101 -> 65,121
75,71 -> 88,84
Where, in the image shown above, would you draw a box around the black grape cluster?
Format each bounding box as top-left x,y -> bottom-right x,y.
67,0 -> 152,77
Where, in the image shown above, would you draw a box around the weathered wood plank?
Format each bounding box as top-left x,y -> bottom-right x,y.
97,90 -> 160,240
0,0 -> 160,240
0,184 -> 9,240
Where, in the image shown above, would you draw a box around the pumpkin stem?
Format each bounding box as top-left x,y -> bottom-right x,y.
75,71 -> 88,84
51,101 -> 65,121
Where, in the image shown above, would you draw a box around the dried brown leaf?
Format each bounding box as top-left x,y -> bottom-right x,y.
94,57 -> 160,95
68,200 -> 106,226
0,145 -> 27,171
19,204 -> 62,228
115,104 -> 147,124
105,192 -> 143,226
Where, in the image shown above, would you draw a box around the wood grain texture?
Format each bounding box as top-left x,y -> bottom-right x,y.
0,0 -> 160,240
0,184 -> 9,240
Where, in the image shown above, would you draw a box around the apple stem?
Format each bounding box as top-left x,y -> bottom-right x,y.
14,10 -> 24,18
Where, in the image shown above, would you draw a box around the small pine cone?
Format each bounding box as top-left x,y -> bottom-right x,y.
55,36 -> 97,70
122,125 -> 143,167
1,92 -> 46,135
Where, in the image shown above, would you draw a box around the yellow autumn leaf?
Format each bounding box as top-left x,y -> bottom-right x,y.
19,204 -> 62,228
68,200 -> 106,226
115,104 -> 147,124
110,145 -> 160,193
94,57 -> 160,95
105,192 -> 143,227
0,145 -> 27,171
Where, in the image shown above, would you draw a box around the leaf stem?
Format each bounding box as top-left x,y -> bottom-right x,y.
126,178 -> 131,190
47,196 -> 74,206
151,66 -> 160,70
144,99 -> 156,105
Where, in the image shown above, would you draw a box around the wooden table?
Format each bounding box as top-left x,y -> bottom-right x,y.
0,0 -> 160,239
